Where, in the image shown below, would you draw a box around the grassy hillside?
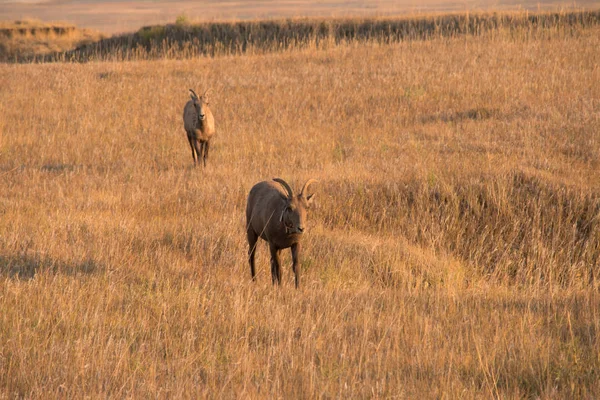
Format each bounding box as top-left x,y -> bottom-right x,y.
6,9 -> 599,62
0,19 -> 104,62
1,16 -> 599,398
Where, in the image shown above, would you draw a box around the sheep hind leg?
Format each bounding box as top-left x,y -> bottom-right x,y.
269,245 -> 282,286
247,229 -> 258,282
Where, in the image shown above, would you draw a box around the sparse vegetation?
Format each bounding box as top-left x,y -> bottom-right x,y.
175,14 -> 189,27
136,24 -> 166,42
0,11 -> 599,398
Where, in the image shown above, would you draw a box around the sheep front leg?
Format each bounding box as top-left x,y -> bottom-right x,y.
193,140 -> 203,168
291,243 -> 301,289
203,141 -> 210,167
247,229 -> 258,281
269,245 -> 282,285
187,135 -> 197,164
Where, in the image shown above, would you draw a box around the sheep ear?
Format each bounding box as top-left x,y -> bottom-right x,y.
305,193 -> 315,207
300,179 -> 318,201
201,90 -> 210,103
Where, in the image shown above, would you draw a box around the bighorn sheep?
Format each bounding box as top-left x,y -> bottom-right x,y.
183,89 -> 215,167
246,178 -> 318,288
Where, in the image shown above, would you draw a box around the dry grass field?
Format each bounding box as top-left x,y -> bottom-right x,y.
1,16 -> 600,398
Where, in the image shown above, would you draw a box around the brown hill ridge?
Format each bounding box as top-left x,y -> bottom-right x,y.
0,19 -> 104,62
3,10 -> 600,62
52,10 -> 600,62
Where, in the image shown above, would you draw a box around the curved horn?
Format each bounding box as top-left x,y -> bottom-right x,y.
189,89 -> 199,99
300,179 -> 318,198
203,88 -> 212,97
273,178 -> 293,199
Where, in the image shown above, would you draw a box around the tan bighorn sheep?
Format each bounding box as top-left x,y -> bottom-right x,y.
183,89 -> 215,167
246,178 -> 318,288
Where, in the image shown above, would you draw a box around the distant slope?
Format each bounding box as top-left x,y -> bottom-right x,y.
2,0 -> 600,34
4,10 -> 600,62
0,20 -> 104,62
53,11 -> 600,62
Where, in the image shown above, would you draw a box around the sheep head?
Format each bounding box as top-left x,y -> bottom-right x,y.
189,88 -> 211,121
273,178 -> 317,235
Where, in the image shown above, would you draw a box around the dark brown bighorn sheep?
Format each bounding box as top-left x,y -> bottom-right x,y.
183,88 -> 215,167
246,178 -> 318,288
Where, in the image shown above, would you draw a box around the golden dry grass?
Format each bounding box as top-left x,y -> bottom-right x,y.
1,22 -> 600,398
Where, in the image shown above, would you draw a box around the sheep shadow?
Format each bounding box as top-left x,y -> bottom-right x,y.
420,107 -> 500,124
0,253 -> 101,280
40,163 -> 81,174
